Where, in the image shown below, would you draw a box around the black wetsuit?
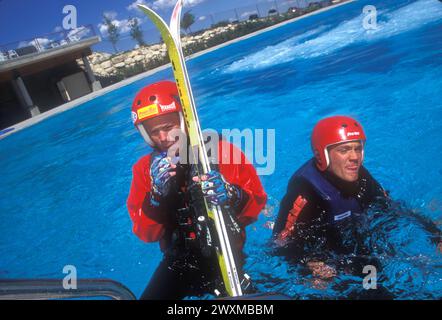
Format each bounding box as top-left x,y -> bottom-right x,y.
273,159 -> 387,261
271,159 -> 441,300
140,247 -> 221,300
273,159 -> 441,272
140,164 -> 249,300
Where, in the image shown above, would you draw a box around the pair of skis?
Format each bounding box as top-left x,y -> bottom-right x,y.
137,0 -> 246,297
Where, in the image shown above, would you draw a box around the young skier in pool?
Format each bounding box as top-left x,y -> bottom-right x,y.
126,81 -> 267,299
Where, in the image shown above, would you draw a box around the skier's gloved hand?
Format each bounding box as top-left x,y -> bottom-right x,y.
150,152 -> 178,207
194,170 -> 242,208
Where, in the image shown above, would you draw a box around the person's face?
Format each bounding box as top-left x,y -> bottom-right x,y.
142,112 -> 181,152
327,141 -> 363,182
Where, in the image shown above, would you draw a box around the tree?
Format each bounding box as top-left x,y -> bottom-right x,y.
181,10 -> 195,34
129,17 -> 145,47
103,14 -> 120,53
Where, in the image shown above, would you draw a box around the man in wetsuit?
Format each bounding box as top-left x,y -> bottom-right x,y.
273,116 -> 392,280
127,81 -> 267,299
273,115 -> 442,283
273,116 -> 442,299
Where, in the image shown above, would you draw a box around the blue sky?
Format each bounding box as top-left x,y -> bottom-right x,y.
0,0 -> 309,52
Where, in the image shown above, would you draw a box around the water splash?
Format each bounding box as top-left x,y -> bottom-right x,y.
224,26 -> 328,72
246,192 -> 442,299
225,0 -> 442,72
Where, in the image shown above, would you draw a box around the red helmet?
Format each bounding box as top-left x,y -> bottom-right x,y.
131,80 -> 184,146
311,115 -> 366,171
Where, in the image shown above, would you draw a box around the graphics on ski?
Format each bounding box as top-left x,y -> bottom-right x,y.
137,0 -> 249,297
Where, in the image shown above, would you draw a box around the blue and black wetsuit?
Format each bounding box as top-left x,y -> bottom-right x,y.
273,159 -> 441,270
273,159 -> 389,269
273,159 -> 441,300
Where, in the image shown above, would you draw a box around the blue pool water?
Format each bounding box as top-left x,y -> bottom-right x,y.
1,0 -> 441,299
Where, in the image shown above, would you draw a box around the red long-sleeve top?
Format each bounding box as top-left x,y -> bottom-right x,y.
127,140 -> 267,248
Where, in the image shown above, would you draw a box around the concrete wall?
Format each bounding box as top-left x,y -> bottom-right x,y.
0,61 -> 89,130
0,82 -> 29,129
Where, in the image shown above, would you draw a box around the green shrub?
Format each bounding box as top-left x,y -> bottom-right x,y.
96,0 -> 339,87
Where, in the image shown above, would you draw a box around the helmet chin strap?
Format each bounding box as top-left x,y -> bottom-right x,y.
361,140 -> 365,164
137,124 -> 154,147
137,112 -> 187,148
324,145 -> 331,170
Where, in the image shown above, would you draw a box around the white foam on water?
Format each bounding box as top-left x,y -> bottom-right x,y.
224,0 -> 442,73
224,26 -> 328,72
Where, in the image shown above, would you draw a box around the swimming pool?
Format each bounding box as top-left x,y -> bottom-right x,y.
0,0 -> 441,299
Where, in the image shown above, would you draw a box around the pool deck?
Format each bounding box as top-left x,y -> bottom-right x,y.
1,0 -> 355,140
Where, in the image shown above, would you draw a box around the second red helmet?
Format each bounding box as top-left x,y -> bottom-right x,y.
311,116 -> 366,171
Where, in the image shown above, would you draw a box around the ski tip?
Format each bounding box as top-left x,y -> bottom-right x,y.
172,0 -> 183,18
137,4 -> 151,12
137,3 -> 169,27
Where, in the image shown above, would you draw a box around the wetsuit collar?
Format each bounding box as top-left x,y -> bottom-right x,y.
322,168 -> 360,197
